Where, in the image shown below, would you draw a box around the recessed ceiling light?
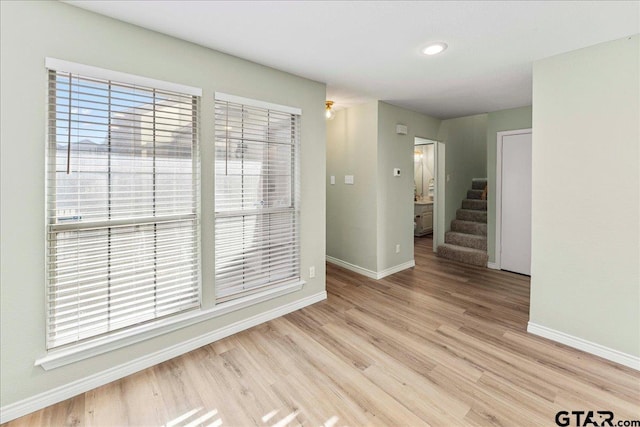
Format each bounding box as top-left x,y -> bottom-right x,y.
422,42 -> 448,56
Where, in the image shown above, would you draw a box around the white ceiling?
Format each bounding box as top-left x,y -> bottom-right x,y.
67,1 -> 639,119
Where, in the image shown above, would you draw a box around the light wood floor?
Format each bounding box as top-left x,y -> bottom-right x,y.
6,236 -> 640,426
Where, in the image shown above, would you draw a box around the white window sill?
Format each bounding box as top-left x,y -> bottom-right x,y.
35,280 -> 305,370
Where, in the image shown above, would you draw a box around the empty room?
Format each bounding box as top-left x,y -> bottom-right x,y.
1,1 -> 638,426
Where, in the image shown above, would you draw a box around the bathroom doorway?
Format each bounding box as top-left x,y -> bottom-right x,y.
414,137 -> 445,252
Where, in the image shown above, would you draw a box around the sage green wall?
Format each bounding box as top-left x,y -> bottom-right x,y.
326,102 -> 440,273
0,0 -> 326,407
437,114 -> 488,230
486,106 -> 532,262
376,102 -> 440,271
530,35 -> 639,356
326,102 -> 379,271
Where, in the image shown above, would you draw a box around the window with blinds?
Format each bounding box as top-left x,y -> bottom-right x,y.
46,60 -> 201,349
214,93 -> 301,302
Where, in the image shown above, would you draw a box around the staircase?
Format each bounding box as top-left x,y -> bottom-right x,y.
437,178 -> 489,267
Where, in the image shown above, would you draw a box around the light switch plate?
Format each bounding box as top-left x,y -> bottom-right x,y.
330,176 -> 335,185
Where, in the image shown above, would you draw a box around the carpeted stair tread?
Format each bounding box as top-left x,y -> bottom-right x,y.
437,243 -> 488,267
451,219 -> 487,236
467,189 -> 484,200
456,208 -> 487,223
445,231 -> 487,251
437,177 -> 489,267
461,199 -> 487,211
471,178 -> 488,190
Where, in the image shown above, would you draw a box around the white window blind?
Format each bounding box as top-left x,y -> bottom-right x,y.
46,65 -> 201,349
214,94 -> 300,302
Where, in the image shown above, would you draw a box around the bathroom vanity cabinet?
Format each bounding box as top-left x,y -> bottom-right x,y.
414,201 -> 433,236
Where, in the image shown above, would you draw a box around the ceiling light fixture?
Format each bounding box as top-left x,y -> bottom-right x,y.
422,42 -> 448,56
325,100 -> 335,120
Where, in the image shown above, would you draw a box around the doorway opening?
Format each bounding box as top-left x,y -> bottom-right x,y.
414,137 -> 445,253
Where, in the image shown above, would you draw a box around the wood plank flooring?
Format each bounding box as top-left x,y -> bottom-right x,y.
5,236 -> 640,426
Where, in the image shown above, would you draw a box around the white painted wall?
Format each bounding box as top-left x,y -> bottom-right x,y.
530,35 -> 639,358
0,0 -> 326,409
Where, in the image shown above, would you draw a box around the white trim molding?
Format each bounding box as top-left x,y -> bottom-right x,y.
487,262 -> 500,270
527,322 -> 640,371
326,256 -> 378,279
0,291 -> 326,424
377,260 -> 416,279
326,256 -> 415,280
214,92 -> 302,115
45,57 -> 202,96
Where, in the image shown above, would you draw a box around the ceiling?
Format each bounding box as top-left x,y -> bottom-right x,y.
66,1 -> 639,119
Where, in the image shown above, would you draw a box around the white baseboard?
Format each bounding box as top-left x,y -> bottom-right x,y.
0,291 -> 327,424
325,256 -> 415,280
326,255 -> 378,279
377,260 -> 415,279
487,262 -> 500,270
527,322 -> 640,371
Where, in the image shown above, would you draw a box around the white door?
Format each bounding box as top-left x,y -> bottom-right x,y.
500,132 -> 532,275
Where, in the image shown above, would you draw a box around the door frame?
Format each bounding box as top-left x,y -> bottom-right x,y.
414,137 -> 445,252
495,128 -> 532,269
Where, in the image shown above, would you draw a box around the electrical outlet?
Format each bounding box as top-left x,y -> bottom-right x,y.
395,244 -> 400,254
309,266 -> 315,278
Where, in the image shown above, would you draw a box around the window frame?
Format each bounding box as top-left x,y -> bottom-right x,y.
213,92 -> 302,303
36,62 -> 306,371
43,58 -> 203,351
